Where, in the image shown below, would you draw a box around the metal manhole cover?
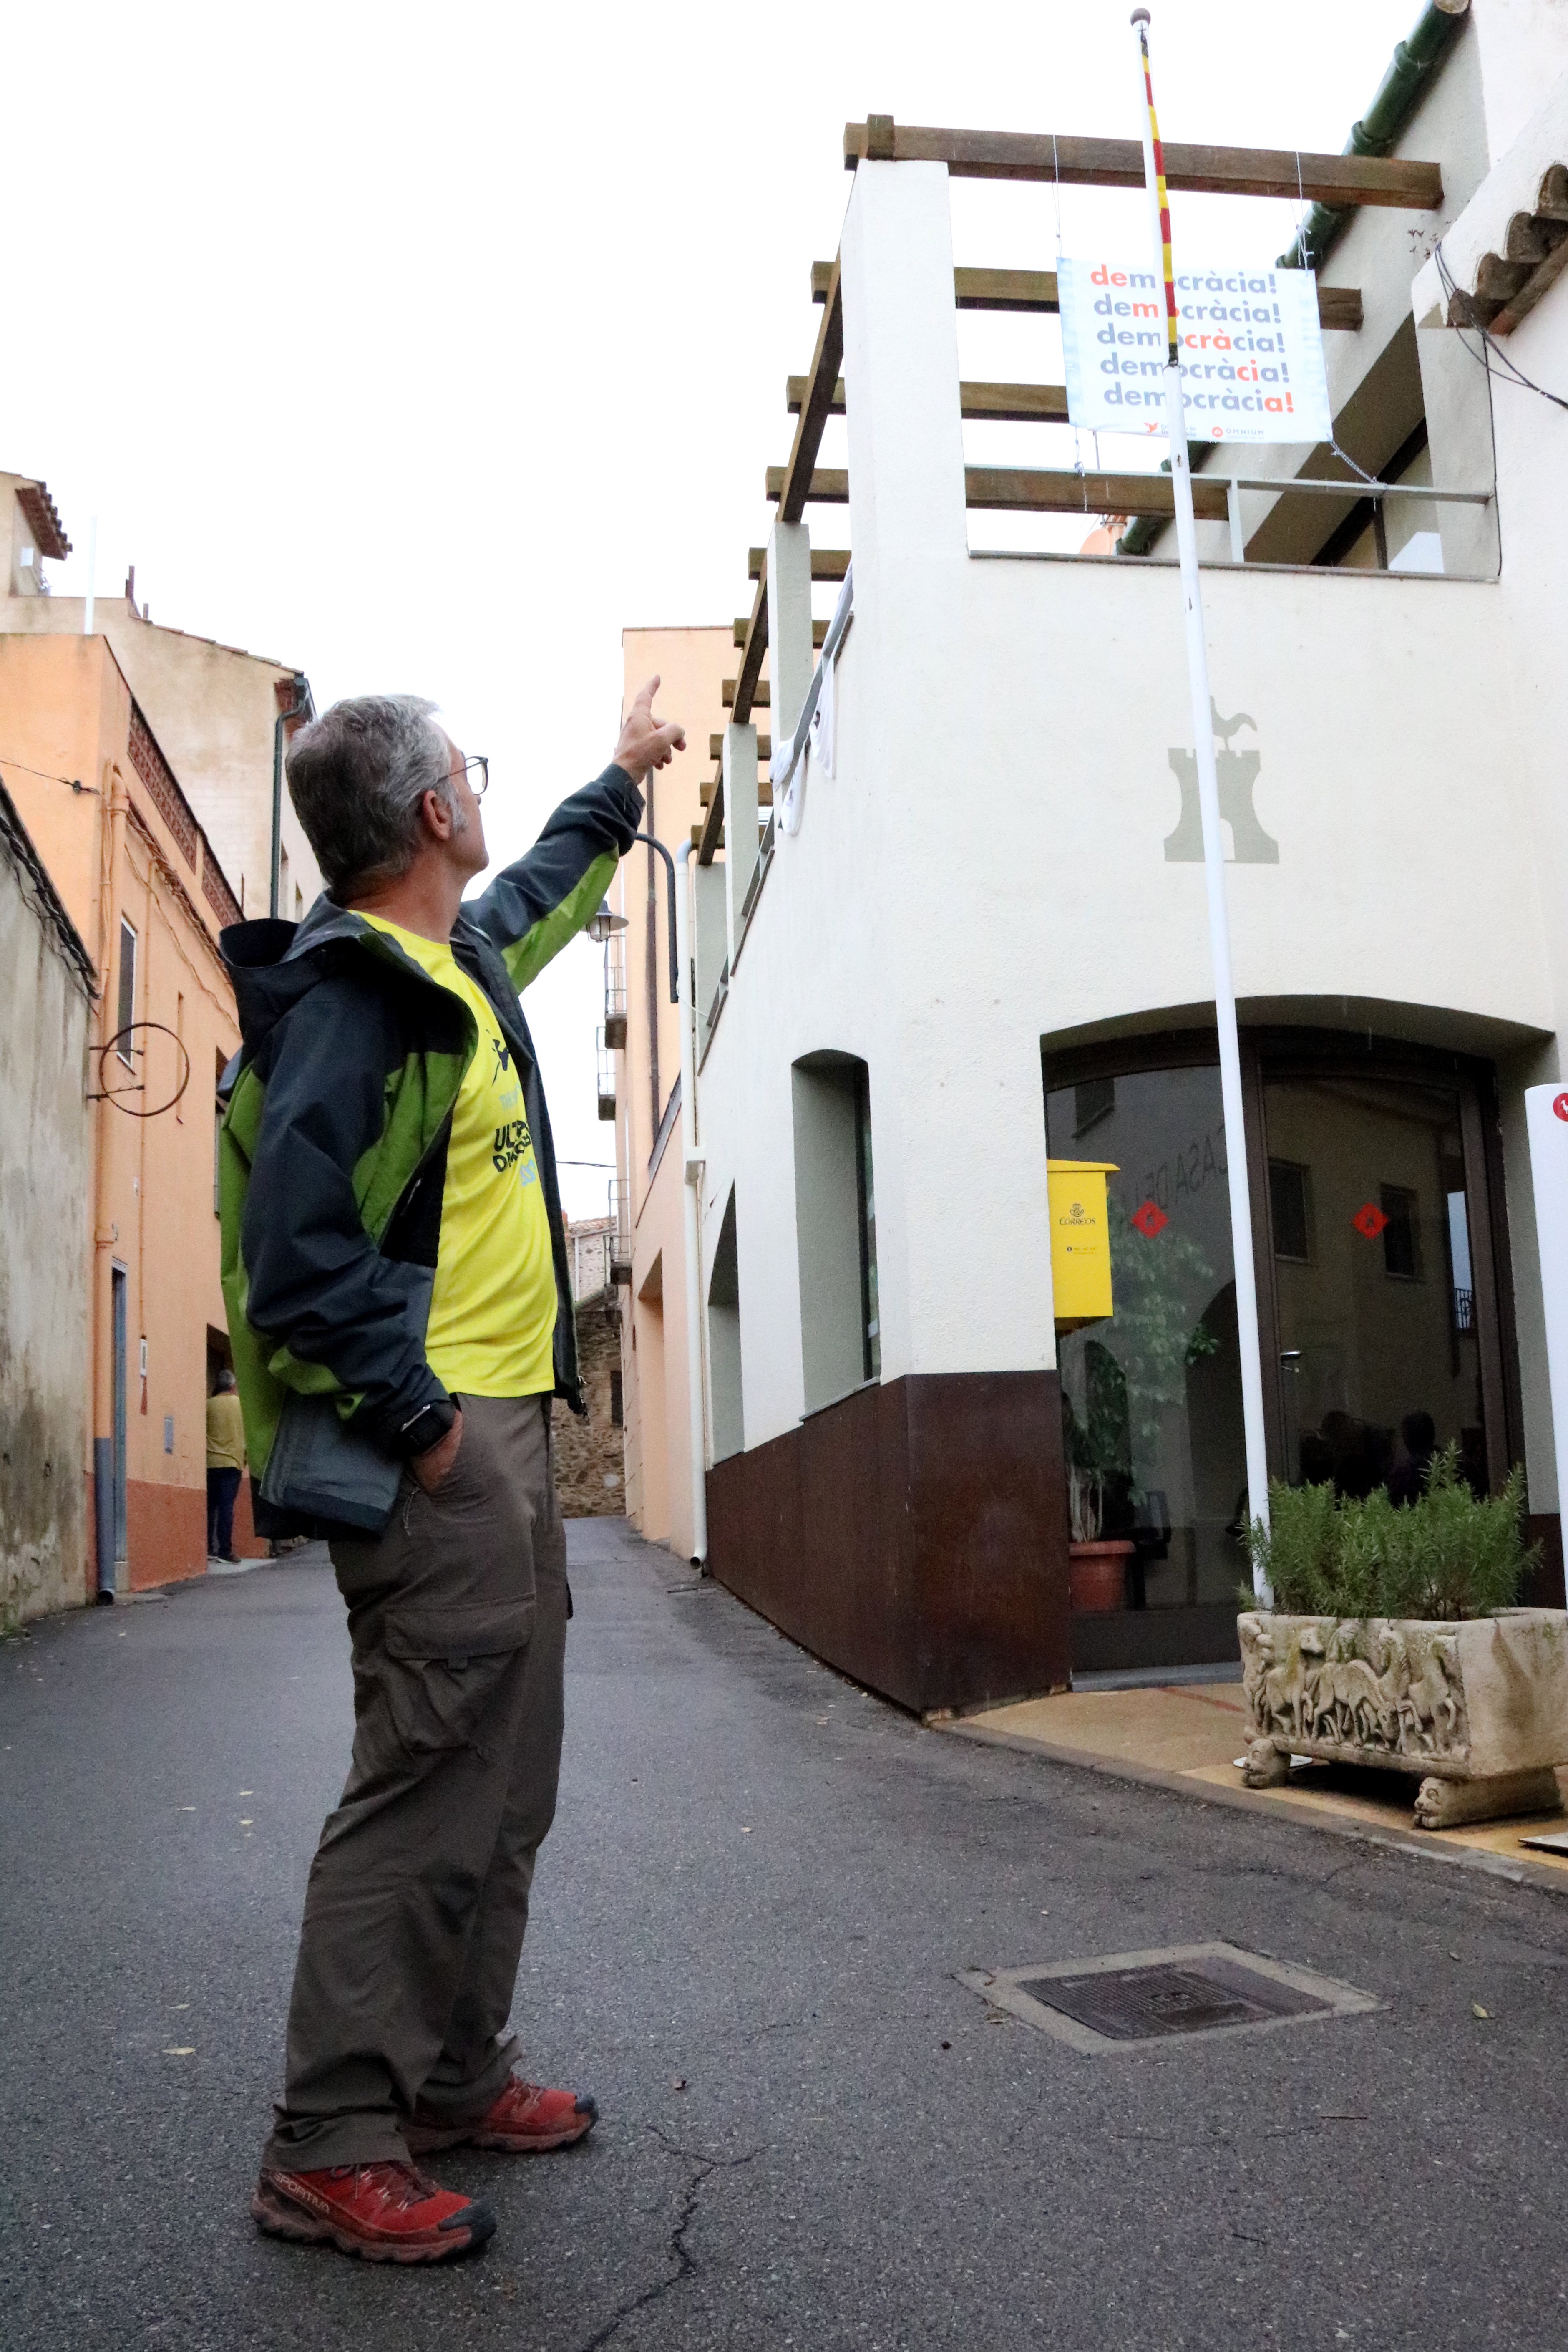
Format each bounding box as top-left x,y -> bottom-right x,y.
957,1941 -> 1380,2055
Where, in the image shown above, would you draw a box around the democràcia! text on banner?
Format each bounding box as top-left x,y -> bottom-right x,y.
1058,256 -> 1331,443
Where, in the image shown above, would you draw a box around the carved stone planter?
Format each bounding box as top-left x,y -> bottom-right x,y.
1237,1609 -> 1568,1829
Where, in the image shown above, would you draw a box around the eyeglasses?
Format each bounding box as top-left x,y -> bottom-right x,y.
453,754 -> 489,802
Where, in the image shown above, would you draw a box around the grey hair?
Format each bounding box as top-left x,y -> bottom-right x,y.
284,694 -> 465,895
215,1368 -> 237,1392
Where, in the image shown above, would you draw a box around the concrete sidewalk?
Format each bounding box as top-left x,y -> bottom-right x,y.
951,1678 -> 1568,1891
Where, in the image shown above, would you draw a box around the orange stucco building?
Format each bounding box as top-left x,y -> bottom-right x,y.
0,631 -> 264,1591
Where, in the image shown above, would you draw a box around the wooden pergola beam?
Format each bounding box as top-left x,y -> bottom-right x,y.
774,254 -> 843,526
722,679 -> 770,707
842,118 -> 1442,209
730,556 -> 769,726
768,462 -> 1232,521
702,772 -> 772,809
697,781 -> 723,865
748,546 -> 850,581
965,466 -> 1231,522
789,374 -> 1070,421
810,258 -> 1363,331
711,732 -> 772,761
768,467 -> 849,503
736,616 -> 828,647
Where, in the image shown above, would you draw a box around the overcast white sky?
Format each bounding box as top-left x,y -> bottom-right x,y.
10,0 -> 1419,1215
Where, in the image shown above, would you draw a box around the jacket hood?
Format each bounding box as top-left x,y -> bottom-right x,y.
220,895 -> 381,1052
220,893 -> 510,1059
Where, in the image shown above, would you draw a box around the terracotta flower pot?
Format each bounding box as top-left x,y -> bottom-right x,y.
1069,1539 -> 1135,1613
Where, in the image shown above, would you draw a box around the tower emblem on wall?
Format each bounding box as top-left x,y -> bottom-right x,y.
1165,701 -> 1277,864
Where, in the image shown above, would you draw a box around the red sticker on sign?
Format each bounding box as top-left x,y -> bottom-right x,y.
1554,1092 -> 1568,1122
1352,1201 -> 1389,1240
1130,1200 -> 1169,1238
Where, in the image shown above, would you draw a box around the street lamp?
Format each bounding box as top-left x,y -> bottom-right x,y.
587,899 -> 629,943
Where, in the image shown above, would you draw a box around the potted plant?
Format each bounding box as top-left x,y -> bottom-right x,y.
1238,1447 -> 1568,1828
1063,1369 -> 1135,1611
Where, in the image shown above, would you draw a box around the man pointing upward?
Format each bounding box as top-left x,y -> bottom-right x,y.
219,678 -> 682,2262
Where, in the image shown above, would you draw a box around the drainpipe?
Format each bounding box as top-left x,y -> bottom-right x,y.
1280,0 -> 1470,272
270,674 -> 311,919
675,840 -> 708,1567
91,764 -> 128,1597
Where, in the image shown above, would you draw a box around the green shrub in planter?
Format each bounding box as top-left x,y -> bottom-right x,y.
1243,1444 -> 1538,1622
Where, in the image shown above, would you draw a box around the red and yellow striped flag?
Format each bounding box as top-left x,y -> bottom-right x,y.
1134,16 -> 1180,368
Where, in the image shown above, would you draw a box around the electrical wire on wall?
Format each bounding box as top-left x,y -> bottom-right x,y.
0,754 -> 98,793
1434,239 -> 1568,415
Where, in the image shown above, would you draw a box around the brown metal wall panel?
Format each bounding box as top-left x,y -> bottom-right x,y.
705,1371 -> 1070,1714
904,1371 -> 1071,1712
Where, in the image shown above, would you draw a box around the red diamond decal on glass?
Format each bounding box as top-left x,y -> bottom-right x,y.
1352,1201 -> 1389,1240
1130,1200 -> 1168,1238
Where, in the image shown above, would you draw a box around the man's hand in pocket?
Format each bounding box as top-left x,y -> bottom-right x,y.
411,1406 -> 464,1494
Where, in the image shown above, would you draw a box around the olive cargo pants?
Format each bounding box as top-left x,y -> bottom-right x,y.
262,1394 -> 567,2172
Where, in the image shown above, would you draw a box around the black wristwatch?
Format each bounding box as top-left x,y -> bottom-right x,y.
399,1398 -> 456,1457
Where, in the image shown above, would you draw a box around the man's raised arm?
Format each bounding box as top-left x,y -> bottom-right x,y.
472,676 -> 685,992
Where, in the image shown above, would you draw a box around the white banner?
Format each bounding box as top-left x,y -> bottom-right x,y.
1059,257 -> 1331,443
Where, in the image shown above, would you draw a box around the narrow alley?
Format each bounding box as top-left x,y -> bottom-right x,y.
3,1523 -> 1566,2351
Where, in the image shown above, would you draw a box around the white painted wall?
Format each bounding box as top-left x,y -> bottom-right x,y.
691,148 -> 1566,1514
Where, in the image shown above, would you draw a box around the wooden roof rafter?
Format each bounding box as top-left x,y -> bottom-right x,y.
808,260 -> 1364,331
842,116 -> 1442,210
790,374 -> 1072,421
731,255 -> 846,731
748,546 -> 848,582
767,463 -> 1233,522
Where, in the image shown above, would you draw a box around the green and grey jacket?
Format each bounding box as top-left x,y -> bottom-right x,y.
218,764 -> 642,1539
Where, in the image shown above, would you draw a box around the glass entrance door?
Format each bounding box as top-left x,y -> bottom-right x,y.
1261,1072 -> 1487,1497
1045,1062 -> 1247,1671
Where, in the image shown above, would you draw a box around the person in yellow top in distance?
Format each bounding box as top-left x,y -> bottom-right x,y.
205,1368 -> 246,1563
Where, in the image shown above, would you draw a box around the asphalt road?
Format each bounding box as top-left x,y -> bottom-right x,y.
4,1520 -> 1568,2352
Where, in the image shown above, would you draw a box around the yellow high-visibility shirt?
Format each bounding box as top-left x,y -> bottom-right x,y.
206,1391 -> 246,1471
364,916 -> 556,1399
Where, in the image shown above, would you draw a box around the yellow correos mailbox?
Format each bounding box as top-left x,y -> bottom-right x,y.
1046,1160 -> 1117,1329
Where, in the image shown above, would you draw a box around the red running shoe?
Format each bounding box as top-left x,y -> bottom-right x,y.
251,2160 -> 495,2263
406,2075 -> 599,2155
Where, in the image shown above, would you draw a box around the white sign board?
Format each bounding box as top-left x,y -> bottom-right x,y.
1059,257 -> 1331,442
1525,1084 -> 1568,1517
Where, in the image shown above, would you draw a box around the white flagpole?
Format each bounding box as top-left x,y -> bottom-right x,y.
1130,8 -> 1271,1580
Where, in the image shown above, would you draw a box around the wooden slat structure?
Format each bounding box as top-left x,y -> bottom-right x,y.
702,773 -> 772,810
775,255 -> 843,526
767,468 -> 850,503
722,679 -> 770,707
767,462 -> 1231,522
731,262 -> 848,729
730,560 -> 769,726
966,467 -> 1229,521
810,258 -> 1363,331
789,375 -> 1071,421
711,733 -> 772,761
841,117 -> 1442,209
748,546 -> 849,581
735,617 -> 828,647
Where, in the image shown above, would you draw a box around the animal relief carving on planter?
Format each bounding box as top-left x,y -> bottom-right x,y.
1238,1609 -> 1568,1828
1242,1616 -> 1469,1767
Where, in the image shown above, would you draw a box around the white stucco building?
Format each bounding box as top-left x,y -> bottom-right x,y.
616,0 -> 1568,1711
